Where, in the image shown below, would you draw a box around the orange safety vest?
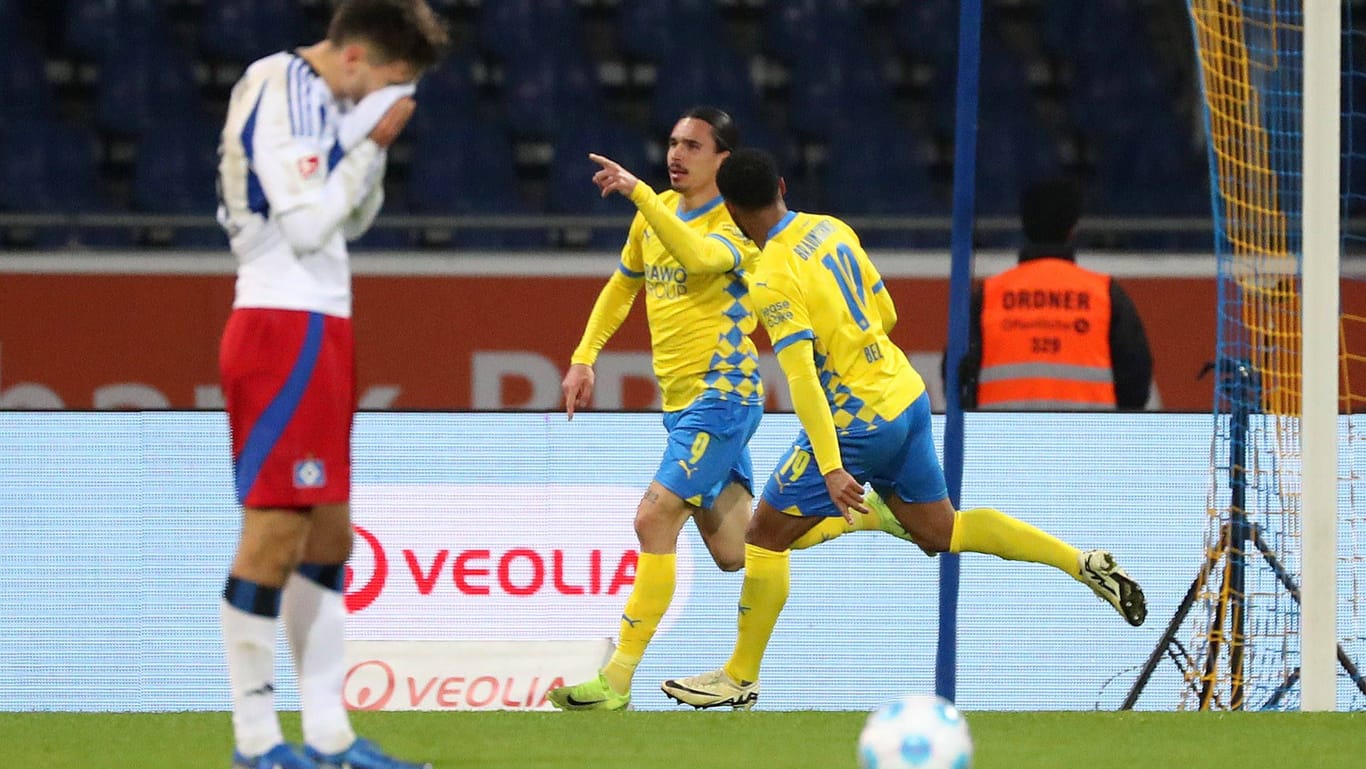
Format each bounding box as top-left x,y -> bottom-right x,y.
978,258 -> 1116,409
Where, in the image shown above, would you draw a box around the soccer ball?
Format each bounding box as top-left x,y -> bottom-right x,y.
857,694 -> 973,769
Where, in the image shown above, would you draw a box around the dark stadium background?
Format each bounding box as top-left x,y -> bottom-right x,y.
0,0 -> 1214,251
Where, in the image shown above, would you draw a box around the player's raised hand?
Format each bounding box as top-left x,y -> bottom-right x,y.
562,363 -> 596,421
588,153 -> 640,198
824,468 -> 868,523
368,96 -> 416,148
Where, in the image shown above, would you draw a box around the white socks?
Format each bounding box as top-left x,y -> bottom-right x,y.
283,568 -> 356,754
220,599 -> 284,757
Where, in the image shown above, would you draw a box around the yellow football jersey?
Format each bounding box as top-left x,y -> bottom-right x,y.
750,211 -> 925,430
619,191 -> 763,411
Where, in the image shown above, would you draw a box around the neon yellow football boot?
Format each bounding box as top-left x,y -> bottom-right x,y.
546,672 -> 631,711
865,488 -> 916,543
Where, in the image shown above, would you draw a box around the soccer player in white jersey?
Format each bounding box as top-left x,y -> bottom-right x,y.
215,2 -> 446,768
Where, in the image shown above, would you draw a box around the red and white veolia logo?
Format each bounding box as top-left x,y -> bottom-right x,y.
342,654 -> 570,711
345,525 -> 388,613
343,523 -> 639,614
344,658 -> 396,710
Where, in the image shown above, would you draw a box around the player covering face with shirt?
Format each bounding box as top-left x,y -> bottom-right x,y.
215,2 -> 446,768
547,110 -> 913,713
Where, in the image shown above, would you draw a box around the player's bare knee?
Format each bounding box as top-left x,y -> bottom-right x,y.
891,499 -> 954,554
234,536 -> 302,584
713,551 -> 744,572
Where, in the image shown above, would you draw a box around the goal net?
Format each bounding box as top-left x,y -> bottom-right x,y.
1181,0 -> 1366,710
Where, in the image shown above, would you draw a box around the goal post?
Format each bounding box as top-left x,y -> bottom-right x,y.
1300,0 -> 1340,713
1175,0 -> 1352,711
1122,1 -> 1366,712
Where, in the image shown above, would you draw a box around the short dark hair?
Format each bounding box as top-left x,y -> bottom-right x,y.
680,106 -> 740,153
1020,177 -> 1082,244
716,148 -> 781,211
329,0 -> 450,72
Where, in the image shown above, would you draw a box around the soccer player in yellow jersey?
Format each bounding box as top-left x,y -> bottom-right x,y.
660,148 -> 1148,710
547,109 -> 896,712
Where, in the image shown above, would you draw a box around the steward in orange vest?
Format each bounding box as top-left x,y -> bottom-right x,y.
955,179 -> 1152,410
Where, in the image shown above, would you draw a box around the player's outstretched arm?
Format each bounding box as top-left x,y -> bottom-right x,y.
588,153 -> 740,275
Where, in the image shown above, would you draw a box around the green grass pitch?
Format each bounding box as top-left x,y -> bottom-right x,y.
3,710 -> 1364,768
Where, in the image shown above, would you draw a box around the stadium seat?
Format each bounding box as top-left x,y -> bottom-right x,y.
649,41 -> 762,136
410,50 -> 479,137
199,0 -> 306,64
821,116 -> 942,248
546,117 -> 650,249
1044,0 -> 1172,71
618,0 -> 722,61
407,117 -> 544,249
763,0 -> 868,66
0,39 -> 53,126
0,119 -> 104,212
975,110 -> 1062,216
64,0 -> 167,62
500,47 -> 603,139
95,41 -> 201,137
785,43 -> 896,141
892,0 -> 958,67
130,115 -> 224,247
479,0 -> 582,61
0,118 -> 133,247
0,0 -> 16,41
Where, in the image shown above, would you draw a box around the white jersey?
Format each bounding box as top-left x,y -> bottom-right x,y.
218,52 -> 353,317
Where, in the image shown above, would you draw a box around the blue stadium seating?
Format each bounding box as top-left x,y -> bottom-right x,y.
95,39 -> 201,137
763,0 -> 868,66
0,39 -> 54,126
0,0 -> 1221,248
407,117 -> 544,249
785,41 -> 897,141
64,0 -> 167,61
649,40 -> 762,136
546,117 -> 650,249
893,0 -> 958,67
130,116 -> 224,247
412,50 -> 478,124
0,118 -> 133,246
132,117 -> 219,213
1,119 -> 103,212
479,0 -> 582,61
821,115 -> 943,247
500,46 -> 603,139
199,0 -> 306,63
618,0 -> 722,61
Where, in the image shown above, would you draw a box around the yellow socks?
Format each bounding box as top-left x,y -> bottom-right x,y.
949,507 -> 1082,579
724,544 -> 790,684
602,552 -> 675,694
